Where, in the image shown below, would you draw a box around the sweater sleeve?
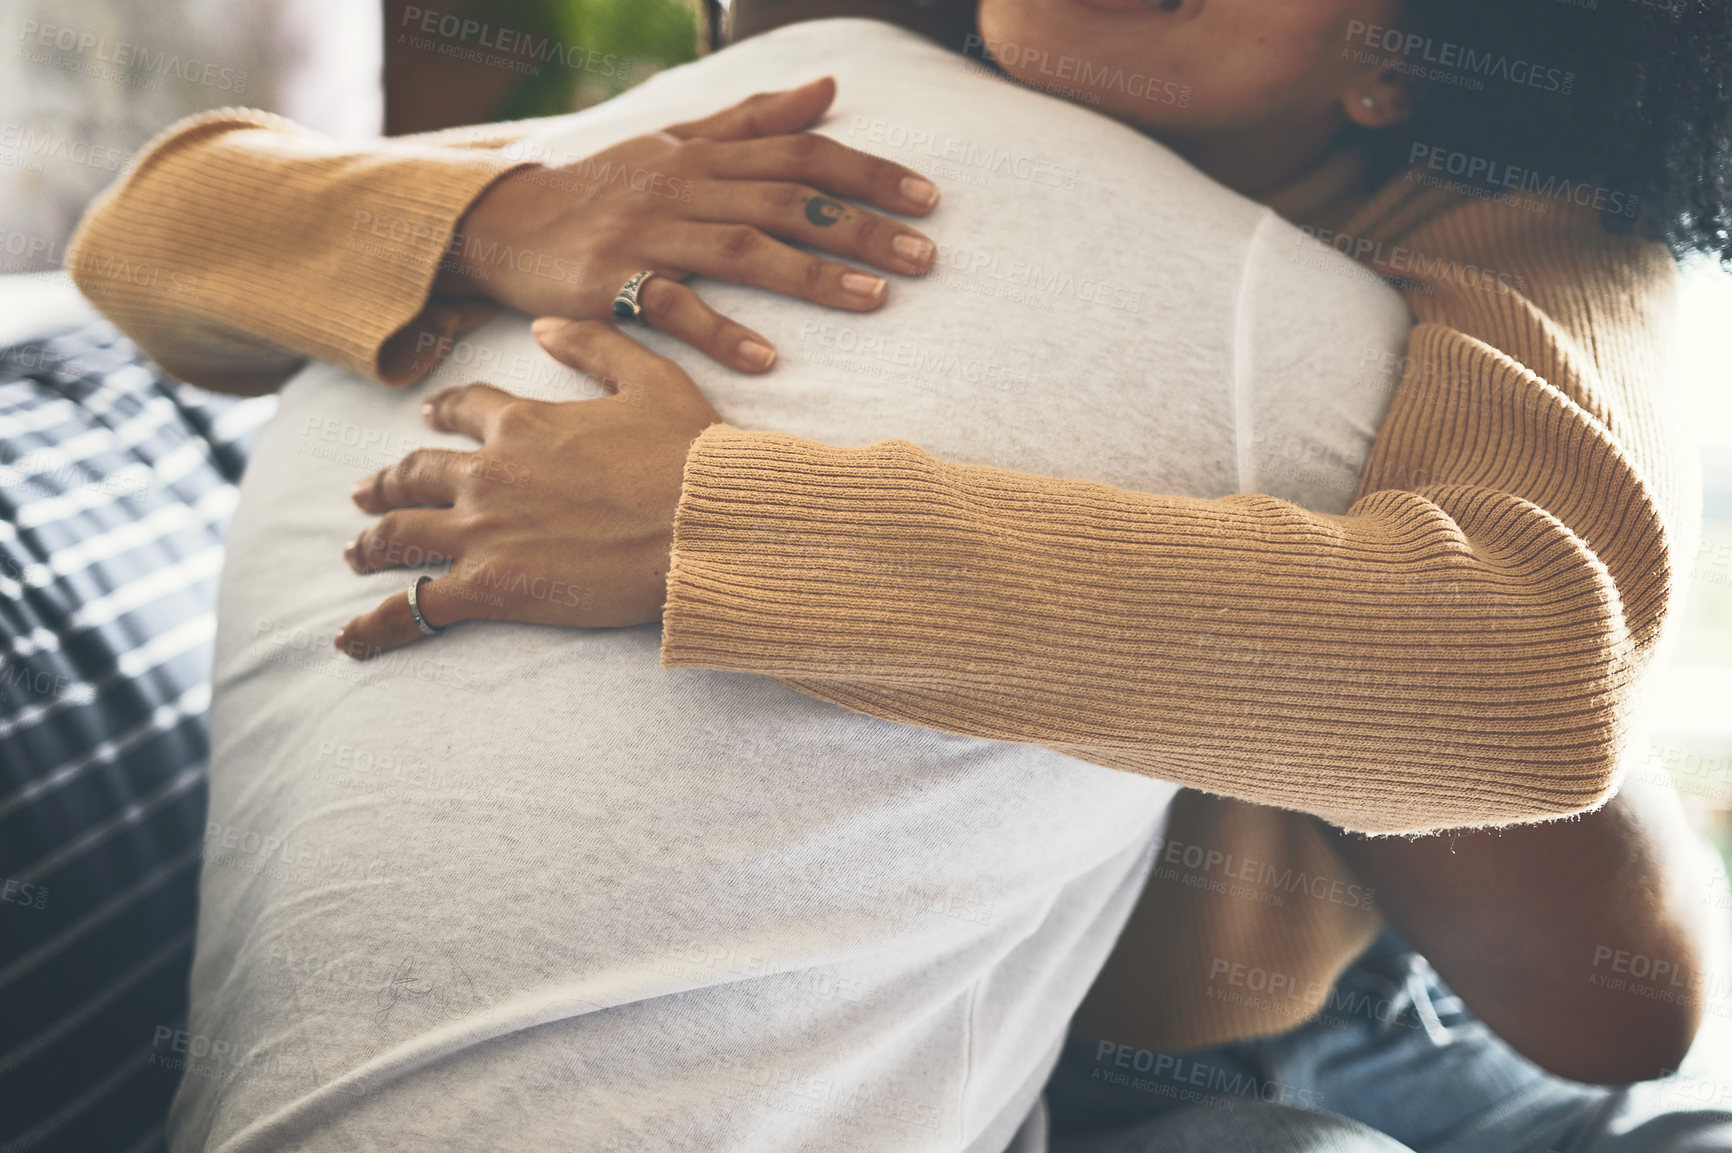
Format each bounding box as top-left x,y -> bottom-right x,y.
64,109 -> 545,393
661,196 -> 1695,836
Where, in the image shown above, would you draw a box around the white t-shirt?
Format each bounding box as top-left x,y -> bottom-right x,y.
178,19 -> 1412,1153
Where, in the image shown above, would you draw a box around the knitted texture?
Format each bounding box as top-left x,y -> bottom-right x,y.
63,109 -> 1696,1052
67,109 -> 533,392
663,176 -> 1691,836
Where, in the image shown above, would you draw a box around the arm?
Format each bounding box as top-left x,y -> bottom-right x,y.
65,109 -> 539,395
67,3 -> 960,394
1327,772 -> 1713,1084
658,194 -> 1694,835
330,185 -> 1691,836
66,86 -> 943,397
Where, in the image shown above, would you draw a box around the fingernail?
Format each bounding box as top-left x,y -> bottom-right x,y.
841,272 -> 887,302
531,317 -> 568,339
333,628 -> 346,651
892,234 -> 935,266
737,338 -> 776,370
421,401 -> 435,419
900,176 -> 940,209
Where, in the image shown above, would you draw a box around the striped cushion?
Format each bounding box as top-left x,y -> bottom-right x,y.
0,322 -> 273,1153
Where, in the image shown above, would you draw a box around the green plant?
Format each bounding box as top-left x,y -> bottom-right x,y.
491,0 -> 704,119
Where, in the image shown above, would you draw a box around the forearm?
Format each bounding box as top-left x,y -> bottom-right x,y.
664,411 -> 1651,835
1327,774 -> 1712,1083
66,109 -> 536,394
662,208 -> 1690,836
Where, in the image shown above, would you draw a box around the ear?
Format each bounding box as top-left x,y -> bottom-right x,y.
1342,69 -> 1417,129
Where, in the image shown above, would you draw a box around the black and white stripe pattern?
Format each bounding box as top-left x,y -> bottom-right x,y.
0,322 -> 273,1153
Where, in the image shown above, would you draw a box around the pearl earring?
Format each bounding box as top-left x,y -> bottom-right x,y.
1360,96 -> 1376,110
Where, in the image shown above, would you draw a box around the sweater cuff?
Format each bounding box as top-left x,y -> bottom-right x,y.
338,153 -> 534,385
662,423 -> 972,673
69,108 -> 535,389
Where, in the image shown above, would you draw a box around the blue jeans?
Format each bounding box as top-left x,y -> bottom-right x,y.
1047,1101 -> 1409,1152
1047,930 -> 1732,1152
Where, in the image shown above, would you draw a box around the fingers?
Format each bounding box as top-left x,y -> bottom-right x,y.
529,319 -> 702,404
343,509 -> 465,574
662,77 -> 836,142
704,134 -> 940,216
423,382 -> 527,442
334,575 -> 473,660
688,179 -> 936,276
350,448 -> 470,513
632,277 -> 778,373
650,223 -> 890,312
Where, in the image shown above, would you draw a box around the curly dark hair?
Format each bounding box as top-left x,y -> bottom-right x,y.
882,0 -> 1732,259
1365,0 -> 1732,262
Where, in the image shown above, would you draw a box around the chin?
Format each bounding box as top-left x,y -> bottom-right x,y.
975,0 -> 1089,63
974,0 -> 1194,134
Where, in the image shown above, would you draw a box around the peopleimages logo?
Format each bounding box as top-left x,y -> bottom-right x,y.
961,34 -> 1191,106
1343,21 -> 1574,95
1407,143 -> 1640,218
16,21 -> 249,93
1297,225 -> 1529,297
848,116 -> 1080,190
397,5 -> 631,77
0,125 -> 128,173
1090,1041 -> 1327,1111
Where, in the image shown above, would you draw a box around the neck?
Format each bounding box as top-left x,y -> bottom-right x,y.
1161,110 -> 1346,199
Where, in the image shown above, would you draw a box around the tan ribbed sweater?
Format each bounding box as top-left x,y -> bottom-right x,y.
66,109 -> 1695,1050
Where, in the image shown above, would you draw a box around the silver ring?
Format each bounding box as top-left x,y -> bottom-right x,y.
611,269 -> 657,320
407,575 -> 443,637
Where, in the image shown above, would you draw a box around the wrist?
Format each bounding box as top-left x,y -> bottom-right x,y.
432,163 -> 548,300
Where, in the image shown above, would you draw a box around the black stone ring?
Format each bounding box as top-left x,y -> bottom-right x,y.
611,270 -> 657,320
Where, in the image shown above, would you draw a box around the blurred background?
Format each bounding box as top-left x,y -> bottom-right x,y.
0,0 -> 1728,872
1651,261 -> 1732,881
0,0 -> 716,270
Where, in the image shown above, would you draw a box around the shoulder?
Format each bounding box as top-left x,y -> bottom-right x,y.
1339,165 -> 1676,306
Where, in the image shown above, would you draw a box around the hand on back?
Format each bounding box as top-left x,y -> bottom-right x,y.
339,78 -> 943,653
438,76 -> 940,374
338,322 -> 716,654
